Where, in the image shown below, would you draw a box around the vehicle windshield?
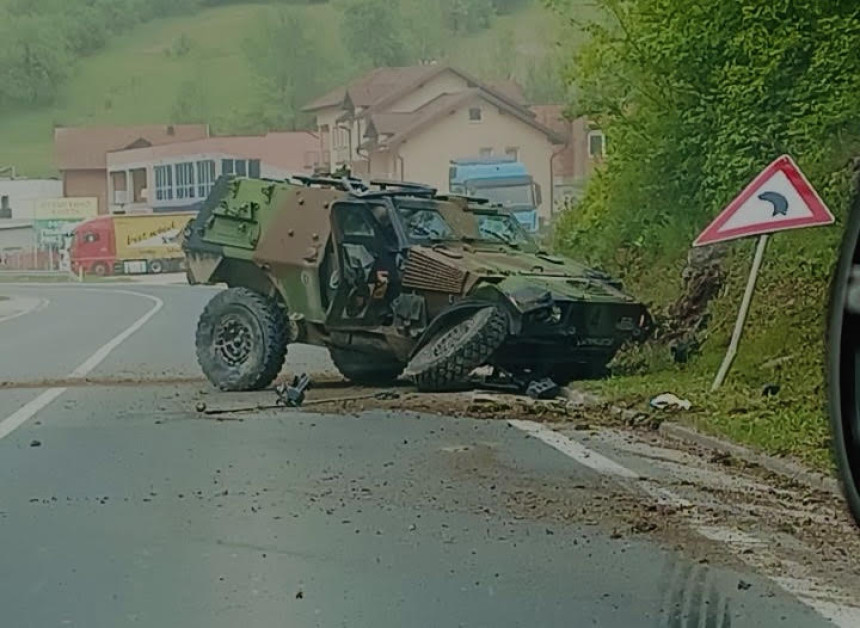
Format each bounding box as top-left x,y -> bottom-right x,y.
398,206 -> 458,241
468,183 -> 534,207
472,211 -> 538,251
396,203 -> 537,250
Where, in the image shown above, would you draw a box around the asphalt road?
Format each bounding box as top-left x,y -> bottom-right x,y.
0,284 -> 843,627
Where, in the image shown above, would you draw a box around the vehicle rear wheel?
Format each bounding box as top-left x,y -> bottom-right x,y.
828,180 -> 860,527
407,306 -> 508,392
329,348 -> 403,385
196,287 -> 288,391
91,262 -> 109,277
148,259 -> 165,274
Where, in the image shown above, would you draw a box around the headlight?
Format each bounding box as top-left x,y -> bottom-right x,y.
550,304 -> 563,324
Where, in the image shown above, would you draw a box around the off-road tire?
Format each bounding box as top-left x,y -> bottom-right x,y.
196,287 -> 288,391
408,306 -> 508,392
330,348 -> 404,385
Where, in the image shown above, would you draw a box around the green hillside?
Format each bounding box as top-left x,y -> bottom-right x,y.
0,0 -> 564,178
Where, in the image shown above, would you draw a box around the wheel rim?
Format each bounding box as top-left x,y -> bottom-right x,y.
150,261 -> 163,273
410,308 -> 493,370
425,316 -> 476,359
214,315 -> 254,366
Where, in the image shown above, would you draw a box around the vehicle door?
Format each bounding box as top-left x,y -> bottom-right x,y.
325,200 -> 400,328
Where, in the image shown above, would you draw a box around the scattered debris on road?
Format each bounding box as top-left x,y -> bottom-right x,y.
526,377 -> 560,400
275,373 -> 312,407
649,393 -> 692,411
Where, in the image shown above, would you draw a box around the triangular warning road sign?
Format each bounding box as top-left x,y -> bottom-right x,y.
693,155 -> 834,247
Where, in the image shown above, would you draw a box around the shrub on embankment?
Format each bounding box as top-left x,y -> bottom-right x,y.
547,0 -> 860,468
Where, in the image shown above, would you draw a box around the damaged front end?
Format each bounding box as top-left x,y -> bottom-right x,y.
486,276 -> 653,382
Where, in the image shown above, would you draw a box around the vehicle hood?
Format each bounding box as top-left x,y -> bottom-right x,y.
405,244 -> 637,303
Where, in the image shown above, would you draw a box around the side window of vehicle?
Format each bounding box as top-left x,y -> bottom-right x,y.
340,209 -> 375,238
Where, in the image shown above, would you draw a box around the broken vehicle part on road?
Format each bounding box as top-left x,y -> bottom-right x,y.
183,175 -> 652,392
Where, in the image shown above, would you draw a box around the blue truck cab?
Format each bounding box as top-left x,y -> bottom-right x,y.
448,157 -> 542,232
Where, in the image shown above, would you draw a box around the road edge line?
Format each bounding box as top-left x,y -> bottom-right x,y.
508,419 -> 639,479
0,289 -> 164,440
0,297 -> 49,325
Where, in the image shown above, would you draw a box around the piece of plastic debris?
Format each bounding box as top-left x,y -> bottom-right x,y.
526,377 -> 561,400
649,393 -> 692,411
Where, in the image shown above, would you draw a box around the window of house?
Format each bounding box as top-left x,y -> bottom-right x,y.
223,158 -> 258,177
175,162 -> 195,200
479,147 -> 493,158
196,160 -> 216,198
131,169 -> 147,203
588,130 -> 606,158
154,165 -> 174,201
469,107 -> 483,122
505,146 -> 519,160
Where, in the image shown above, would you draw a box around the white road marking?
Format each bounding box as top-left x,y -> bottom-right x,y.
69,290 -> 163,378
0,290 -> 163,440
508,419 -> 639,479
509,419 -> 860,627
0,388 -> 65,441
0,297 -> 49,325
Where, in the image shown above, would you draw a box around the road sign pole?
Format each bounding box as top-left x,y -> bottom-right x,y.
711,234 -> 769,392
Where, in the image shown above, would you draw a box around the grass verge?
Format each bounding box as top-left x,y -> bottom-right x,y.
575,225 -> 842,474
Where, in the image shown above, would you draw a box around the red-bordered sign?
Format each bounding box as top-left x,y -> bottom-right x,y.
693,155 -> 834,247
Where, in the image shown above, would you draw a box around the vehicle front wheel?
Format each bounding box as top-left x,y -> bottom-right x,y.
406,306 -> 508,392
329,348 -> 404,385
196,287 -> 288,391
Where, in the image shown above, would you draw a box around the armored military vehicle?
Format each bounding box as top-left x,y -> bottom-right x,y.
183,175 -> 651,392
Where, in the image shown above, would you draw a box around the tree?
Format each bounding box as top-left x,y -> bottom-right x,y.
522,50 -> 566,104
401,0 -> 449,62
443,0 -> 495,34
0,14 -> 71,106
550,0 -> 860,268
341,0 -> 410,67
244,8 -> 328,130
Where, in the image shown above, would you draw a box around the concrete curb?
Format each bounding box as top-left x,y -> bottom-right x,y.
658,421 -> 841,496
559,385 -> 841,497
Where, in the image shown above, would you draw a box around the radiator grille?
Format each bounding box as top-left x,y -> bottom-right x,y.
402,249 -> 467,293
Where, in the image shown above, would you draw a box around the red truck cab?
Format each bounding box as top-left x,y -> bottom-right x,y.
70,216 -> 116,276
